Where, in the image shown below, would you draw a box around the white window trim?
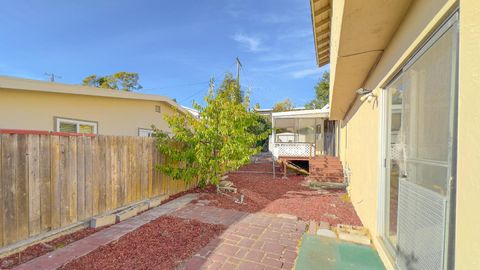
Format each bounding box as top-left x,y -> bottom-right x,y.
138,128 -> 154,137
56,117 -> 98,134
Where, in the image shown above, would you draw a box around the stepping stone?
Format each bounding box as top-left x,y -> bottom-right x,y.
115,207 -> 138,222
336,224 -> 371,246
338,232 -> 371,246
319,221 -> 330,230
307,221 -> 317,235
90,214 -> 116,228
316,229 -> 337,238
276,213 -> 298,220
148,194 -> 169,208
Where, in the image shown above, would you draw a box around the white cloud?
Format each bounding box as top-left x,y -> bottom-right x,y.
232,33 -> 266,52
289,68 -> 322,79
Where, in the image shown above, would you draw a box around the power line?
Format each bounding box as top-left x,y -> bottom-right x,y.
141,80 -> 209,91
178,88 -> 208,104
180,60 -> 239,104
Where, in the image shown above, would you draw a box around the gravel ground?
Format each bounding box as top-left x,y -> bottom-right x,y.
60,216 -> 225,270
0,227 -> 102,269
194,162 -> 362,226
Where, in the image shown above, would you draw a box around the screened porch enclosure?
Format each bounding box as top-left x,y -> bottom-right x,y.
269,108 -> 335,159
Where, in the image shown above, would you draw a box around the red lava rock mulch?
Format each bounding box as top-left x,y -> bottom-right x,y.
193,162 -> 362,226
61,216 -> 225,270
0,227 -> 103,269
233,162 -> 282,173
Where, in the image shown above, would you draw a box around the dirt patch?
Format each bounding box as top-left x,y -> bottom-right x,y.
61,216 -> 224,270
0,227 -> 103,269
193,162 -> 362,226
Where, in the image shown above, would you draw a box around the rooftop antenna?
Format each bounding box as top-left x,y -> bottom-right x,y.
44,72 -> 62,82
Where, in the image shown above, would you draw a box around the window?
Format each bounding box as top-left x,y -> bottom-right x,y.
56,117 -> 97,134
138,128 -> 154,137
155,105 -> 161,113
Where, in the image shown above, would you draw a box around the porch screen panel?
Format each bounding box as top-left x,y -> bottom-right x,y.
297,118 -> 316,143
274,118 -> 295,142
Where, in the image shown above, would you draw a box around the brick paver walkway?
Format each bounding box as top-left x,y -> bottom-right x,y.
176,204 -> 307,270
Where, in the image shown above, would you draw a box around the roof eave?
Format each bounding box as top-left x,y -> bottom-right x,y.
310,0 -> 332,67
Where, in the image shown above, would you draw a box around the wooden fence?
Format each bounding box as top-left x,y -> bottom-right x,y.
0,133 -> 193,248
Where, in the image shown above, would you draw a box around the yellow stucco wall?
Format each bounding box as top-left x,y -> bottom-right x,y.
455,0 -> 480,268
341,99 -> 380,231
0,88 -> 176,136
335,0 -> 458,269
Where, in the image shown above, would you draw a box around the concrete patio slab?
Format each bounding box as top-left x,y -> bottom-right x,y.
295,235 -> 385,270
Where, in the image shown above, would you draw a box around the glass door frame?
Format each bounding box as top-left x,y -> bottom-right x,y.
377,10 -> 459,268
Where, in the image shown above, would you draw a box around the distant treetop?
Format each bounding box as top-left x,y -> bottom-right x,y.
82,72 -> 142,92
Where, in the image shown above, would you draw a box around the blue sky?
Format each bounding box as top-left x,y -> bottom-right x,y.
0,0 -> 329,108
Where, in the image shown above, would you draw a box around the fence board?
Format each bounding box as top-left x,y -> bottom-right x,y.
111,136 -> 119,210
50,136 -> 61,229
28,135 -> 41,236
98,136 -> 106,213
2,134 -> 16,245
125,137 -> 135,203
12,135 -> 28,238
67,136 -> 78,224
39,135 -> 51,232
104,136 -> 112,211
140,138 -> 148,199
76,137 -> 86,221
91,136 -> 100,216
84,137 -> 93,218
120,137 -> 127,207
59,136 -> 69,227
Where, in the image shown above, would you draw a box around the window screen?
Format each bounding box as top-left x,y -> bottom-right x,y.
56,118 -> 97,134
59,122 -> 77,133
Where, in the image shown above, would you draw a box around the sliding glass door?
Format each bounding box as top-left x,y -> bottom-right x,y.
383,13 -> 458,270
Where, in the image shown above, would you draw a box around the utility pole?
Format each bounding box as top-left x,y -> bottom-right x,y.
44,72 -> 62,82
235,57 -> 242,84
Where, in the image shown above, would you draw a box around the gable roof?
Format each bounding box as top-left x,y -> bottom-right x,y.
0,75 -> 189,115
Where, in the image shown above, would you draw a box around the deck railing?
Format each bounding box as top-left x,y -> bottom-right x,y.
272,142 -> 316,159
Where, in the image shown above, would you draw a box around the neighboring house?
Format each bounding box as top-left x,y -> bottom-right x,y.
269,105 -> 337,159
311,0 -> 478,269
254,107 -> 306,119
182,106 -> 200,118
0,76 -> 190,136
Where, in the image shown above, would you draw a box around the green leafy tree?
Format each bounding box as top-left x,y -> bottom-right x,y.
272,98 -> 294,112
154,75 -> 268,187
248,113 -> 272,151
216,72 -> 244,103
305,71 -> 329,109
82,72 -> 142,91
